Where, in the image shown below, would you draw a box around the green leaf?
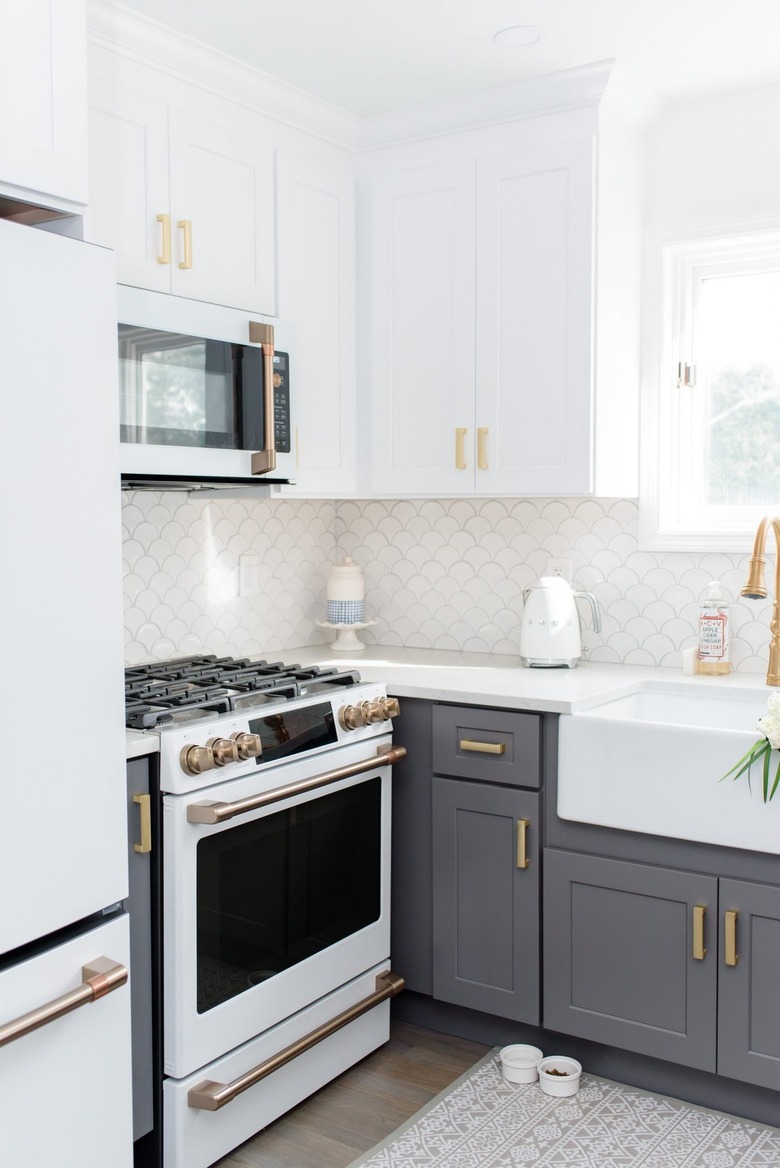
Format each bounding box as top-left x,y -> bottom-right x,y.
763,742 -> 771,802
720,739 -> 768,781
770,756 -> 780,802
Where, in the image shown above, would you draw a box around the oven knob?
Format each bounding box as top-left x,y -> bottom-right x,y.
379,697 -> 401,720
179,744 -> 216,777
338,703 -> 368,730
361,700 -> 387,724
207,737 -> 240,766
230,731 -> 262,759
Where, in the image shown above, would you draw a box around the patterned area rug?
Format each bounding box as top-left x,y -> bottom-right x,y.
347,1050 -> 780,1167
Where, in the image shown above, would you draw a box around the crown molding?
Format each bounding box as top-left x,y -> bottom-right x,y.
87,0 -> 361,150
601,62 -> 665,131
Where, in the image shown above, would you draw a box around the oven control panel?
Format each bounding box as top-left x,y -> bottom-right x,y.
338,697 -> 400,730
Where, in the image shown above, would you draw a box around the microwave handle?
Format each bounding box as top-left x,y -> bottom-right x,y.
248,321 -> 277,475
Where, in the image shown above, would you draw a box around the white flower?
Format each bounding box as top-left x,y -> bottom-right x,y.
757,693 -> 780,749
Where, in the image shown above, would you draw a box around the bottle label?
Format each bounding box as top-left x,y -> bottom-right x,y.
698,606 -> 729,660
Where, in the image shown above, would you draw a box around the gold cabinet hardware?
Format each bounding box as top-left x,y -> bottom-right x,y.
177,219 -> 193,269
187,744 -> 407,824
188,970 -> 405,1111
132,793 -> 152,855
724,909 -> 739,966
459,739 -> 506,755
455,428 -> 467,470
156,213 -> 171,265
0,957 -> 127,1049
516,818 -> 530,869
249,321 -> 277,476
477,427 -> 489,470
692,904 -> 706,960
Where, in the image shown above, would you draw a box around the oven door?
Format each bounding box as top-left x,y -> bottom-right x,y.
163,735 -> 393,1079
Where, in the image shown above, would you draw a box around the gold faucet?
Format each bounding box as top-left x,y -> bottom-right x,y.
742,516 -> 780,686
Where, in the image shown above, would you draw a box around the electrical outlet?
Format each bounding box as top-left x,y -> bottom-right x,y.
239,554 -> 260,598
544,558 -> 573,583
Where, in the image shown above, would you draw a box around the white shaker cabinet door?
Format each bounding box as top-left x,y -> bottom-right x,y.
0,915 -> 133,1168
168,109 -> 276,314
475,137 -> 595,495
369,159 -> 476,495
0,0 -> 88,205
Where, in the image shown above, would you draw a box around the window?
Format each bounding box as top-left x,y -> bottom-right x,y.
641,227 -> 780,550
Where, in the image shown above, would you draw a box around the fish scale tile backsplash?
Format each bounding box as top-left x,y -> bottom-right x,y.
123,492 -> 773,674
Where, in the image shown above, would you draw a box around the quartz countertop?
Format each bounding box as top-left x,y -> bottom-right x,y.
126,728 -> 160,760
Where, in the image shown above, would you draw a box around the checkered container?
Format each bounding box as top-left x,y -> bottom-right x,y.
326,558 -> 365,624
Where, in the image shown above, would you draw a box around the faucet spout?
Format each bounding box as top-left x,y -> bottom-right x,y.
742,516 -> 780,685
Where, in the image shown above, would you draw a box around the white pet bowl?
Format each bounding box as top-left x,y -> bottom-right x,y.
537,1055 -> 582,1096
499,1044 -> 544,1084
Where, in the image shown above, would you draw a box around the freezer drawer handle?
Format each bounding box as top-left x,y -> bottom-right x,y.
0,957 -> 127,1049
187,744 -> 408,825
188,970 -> 405,1111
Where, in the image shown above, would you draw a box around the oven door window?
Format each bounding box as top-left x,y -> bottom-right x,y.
118,324 -> 264,451
195,778 -> 382,1013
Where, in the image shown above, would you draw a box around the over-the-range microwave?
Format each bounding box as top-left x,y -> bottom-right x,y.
117,286 -> 294,490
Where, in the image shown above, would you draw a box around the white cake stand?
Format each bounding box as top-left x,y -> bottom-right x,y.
316,620 -> 377,652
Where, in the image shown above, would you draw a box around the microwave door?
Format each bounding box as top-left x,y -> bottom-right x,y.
249,321 -> 276,475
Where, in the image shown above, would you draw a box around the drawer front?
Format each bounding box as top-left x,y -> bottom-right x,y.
433,704 -> 541,787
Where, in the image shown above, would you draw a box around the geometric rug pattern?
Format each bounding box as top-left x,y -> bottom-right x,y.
348,1052 -> 780,1168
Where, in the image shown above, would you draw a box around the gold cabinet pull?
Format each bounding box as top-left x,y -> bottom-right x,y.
455,427 -> 467,470
156,213 -> 171,264
477,427 -> 489,470
692,904 -> 706,960
249,321 -> 278,476
132,792 -> 152,855
724,909 -> 739,966
177,219 -> 193,269
188,970 -> 405,1111
459,739 -> 506,755
516,818 -> 530,869
0,958 -> 127,1049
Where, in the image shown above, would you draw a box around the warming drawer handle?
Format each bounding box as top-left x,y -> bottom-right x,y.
187,744 -> 408,825
0,958 -> 128,1049
249,321 -> 277,476
188,970 -> 405,1111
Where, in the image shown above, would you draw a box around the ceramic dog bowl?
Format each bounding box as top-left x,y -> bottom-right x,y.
537,1055 -> 582,1096
499,1044 -> 544,1084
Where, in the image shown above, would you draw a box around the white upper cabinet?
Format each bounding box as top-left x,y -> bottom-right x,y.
88,80 -> 276,314
0,0 -> 89,207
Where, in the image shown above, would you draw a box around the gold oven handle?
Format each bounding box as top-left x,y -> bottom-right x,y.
187,744 -> 408,825
249,321 -> 277,475
188,970 -> 405,1111
0,958 -> 127,1049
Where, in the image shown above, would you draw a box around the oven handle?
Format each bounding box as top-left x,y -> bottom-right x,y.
249,320 -> 277,476
188,969 -> 405,1111
186,743 -> 407,825
0,958 -> 128,1049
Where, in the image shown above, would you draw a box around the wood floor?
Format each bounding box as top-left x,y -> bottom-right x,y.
216,1022 -> 491,1168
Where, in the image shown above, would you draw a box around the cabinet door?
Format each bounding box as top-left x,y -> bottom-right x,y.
168,110 -> 276,314
718,878 -> 780,1091
369,159 -> 476,495
88,80 -> 171,292
277,155 -> 357,495
432,777 -> 539,1023
544,850 -> 717,1069
475,139 -> 594,494
0,0 -> 88,205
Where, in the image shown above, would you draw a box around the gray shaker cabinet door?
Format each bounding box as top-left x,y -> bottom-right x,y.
432,777 -> 540,1023
544,850 -> 717,1070
718,878 -> 780,1091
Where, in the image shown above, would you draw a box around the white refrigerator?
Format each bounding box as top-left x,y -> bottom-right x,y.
0,219 -> 133,1166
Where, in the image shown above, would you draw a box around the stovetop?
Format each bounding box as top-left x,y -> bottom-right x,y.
125,654 -> 361,730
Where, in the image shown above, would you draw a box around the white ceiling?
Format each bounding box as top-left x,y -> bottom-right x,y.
114,0 -> 780,117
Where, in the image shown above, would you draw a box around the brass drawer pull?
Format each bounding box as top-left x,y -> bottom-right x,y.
156,212 -> 171,264
177,218 -> 193,269
132,792 -> 152,854
692,904 -> 706,960
516,818 -> 530,869
477,427 -> 489,471
455,427 -> 467,470
188,970 -> 405,1111
724,909 -> 739,966
0,958 -> 127,1049
459,739 -> 506,755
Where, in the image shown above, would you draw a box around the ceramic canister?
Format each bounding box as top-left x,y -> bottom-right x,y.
326,557 -> 365,624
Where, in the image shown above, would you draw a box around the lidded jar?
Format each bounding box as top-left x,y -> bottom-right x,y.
326,558 -> 365,624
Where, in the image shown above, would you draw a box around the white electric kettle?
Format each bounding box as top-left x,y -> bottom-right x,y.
519,576 -> 601,668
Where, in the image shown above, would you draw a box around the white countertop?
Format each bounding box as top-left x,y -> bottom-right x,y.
126,728 -> 160,760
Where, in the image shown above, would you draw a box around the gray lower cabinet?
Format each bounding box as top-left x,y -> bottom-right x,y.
545,850 -> 780,1088
432,776 -> 540,1023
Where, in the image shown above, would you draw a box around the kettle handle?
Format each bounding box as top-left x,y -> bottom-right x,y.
574,591 -> 601,633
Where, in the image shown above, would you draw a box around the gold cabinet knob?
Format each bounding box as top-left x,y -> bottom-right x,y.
338,703 -> 368,730
207,737 -> 240,766
230,731 -> 262,760
179,744 -> 216,777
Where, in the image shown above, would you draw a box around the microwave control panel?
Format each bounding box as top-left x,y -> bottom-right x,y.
273,351 -> 291,453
